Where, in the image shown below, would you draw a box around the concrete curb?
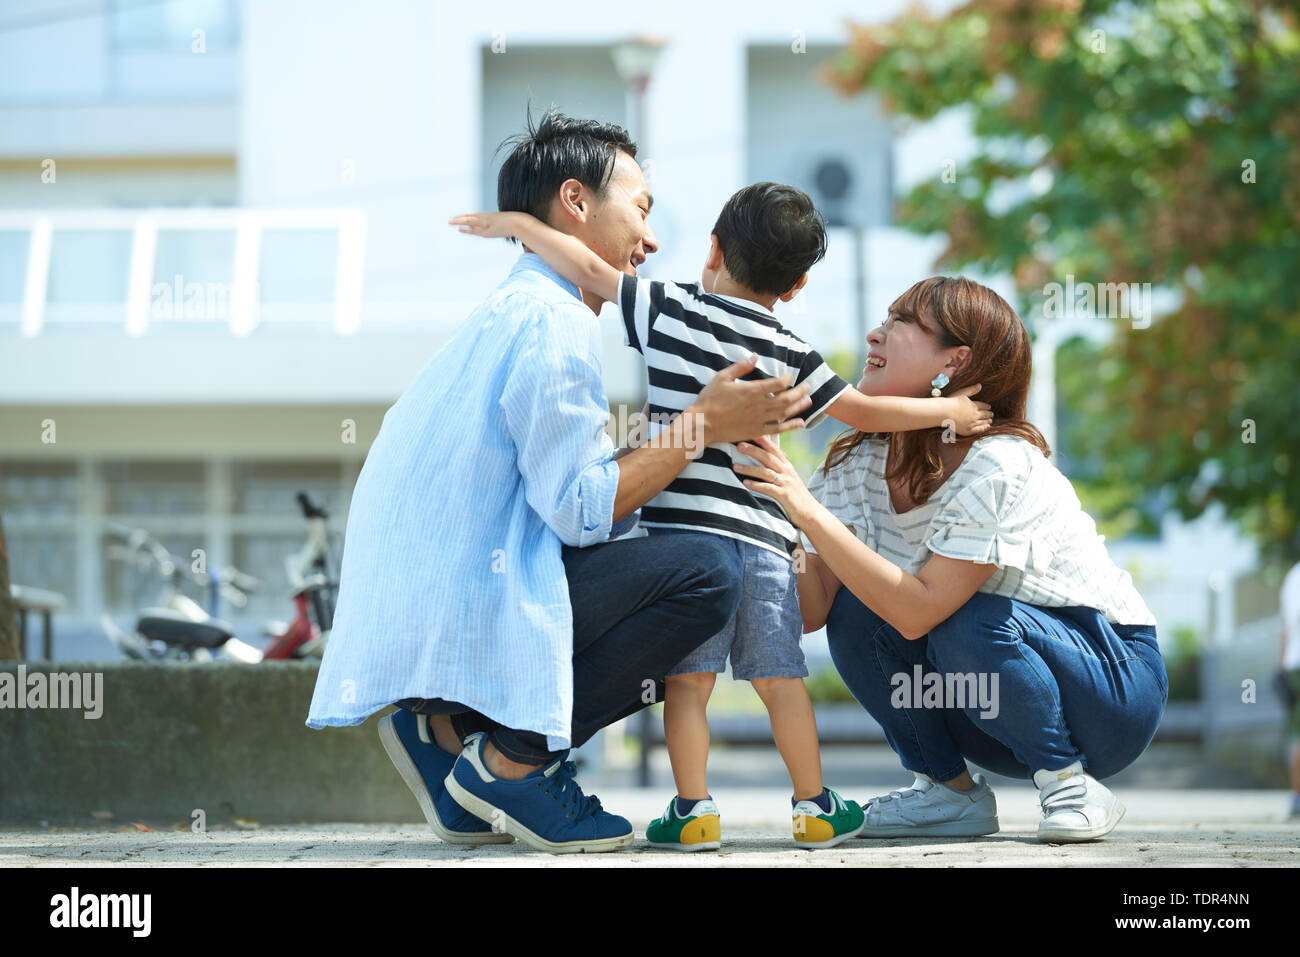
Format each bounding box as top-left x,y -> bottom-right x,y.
0,660 -> 411,826
1,661 -> 1286,826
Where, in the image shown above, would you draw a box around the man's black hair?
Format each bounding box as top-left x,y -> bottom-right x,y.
711,182 -> 828,297
496,106 -> 638,233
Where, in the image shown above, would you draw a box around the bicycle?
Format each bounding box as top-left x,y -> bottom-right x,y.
100,492 -> 338,663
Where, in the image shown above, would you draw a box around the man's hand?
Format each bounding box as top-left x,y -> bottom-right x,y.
689,354 -> 812,447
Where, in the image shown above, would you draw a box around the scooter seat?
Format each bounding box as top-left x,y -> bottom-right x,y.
137,610 -> 234,649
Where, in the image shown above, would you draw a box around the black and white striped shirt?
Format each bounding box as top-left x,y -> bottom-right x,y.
619,274 -> 851,558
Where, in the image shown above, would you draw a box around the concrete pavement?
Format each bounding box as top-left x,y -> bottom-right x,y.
4,787 -> 1296,867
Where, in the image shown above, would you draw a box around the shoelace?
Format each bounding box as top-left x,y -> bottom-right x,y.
1040,778 -> 1089,817
541,760 -> 604,821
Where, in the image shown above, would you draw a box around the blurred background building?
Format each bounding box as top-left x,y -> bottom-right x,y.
0,0 -> 1265,666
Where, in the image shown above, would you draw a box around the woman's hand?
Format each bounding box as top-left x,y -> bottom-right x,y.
732,434 -> 822,528
449,211 -> 527,239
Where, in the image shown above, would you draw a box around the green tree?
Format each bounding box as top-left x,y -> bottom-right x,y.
826,0 -> 1300,560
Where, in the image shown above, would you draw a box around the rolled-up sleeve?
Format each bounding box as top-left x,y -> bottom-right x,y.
608,505 -> 640,539
499,303 -> 622,548
925,466 -> 1051,573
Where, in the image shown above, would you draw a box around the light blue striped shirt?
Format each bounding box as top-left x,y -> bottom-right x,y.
306,252 -> 634,749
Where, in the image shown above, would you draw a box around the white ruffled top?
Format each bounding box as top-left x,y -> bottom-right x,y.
804,434 -> 1157,627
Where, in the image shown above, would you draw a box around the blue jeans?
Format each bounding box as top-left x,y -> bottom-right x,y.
826,589 -> 1169,782
397,530 -> 744,765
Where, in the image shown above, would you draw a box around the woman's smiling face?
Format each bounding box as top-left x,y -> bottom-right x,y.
858,308 -> 970,399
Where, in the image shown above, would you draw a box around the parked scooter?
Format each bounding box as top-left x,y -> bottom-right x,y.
100,525 -> 259,662
101,491 -> 339,663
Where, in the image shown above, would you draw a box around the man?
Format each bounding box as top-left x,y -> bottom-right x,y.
306,109 -> 813,854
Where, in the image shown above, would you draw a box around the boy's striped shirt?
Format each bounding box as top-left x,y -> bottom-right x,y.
619,273 -> 851,558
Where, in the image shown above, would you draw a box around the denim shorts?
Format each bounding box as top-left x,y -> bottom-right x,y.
646,526 -> 806,680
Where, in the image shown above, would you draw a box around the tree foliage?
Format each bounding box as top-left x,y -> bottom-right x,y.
827,0 -> 1300,559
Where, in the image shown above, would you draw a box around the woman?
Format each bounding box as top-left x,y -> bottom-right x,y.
732,276 -> 1167,843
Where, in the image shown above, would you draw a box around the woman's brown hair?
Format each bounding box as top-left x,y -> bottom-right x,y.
820,276 -> 1051,505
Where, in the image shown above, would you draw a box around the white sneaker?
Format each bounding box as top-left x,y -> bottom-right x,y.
1034,760 -> 1125,842
857,772 -> 999,838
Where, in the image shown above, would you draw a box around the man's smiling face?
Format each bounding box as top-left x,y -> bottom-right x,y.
581,150 -> 658,287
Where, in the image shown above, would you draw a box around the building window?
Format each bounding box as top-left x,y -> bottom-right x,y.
107,0 -> 240,101
102,460 -> 206,516
2,461 -> 79,601
44,230 -> 133,328
480,45 -> 628,210
0,232 -> 28,310
229,460 -> 348,621
746,45 -> 893,229
109,0 -> 240,52
1,456 -> 355,631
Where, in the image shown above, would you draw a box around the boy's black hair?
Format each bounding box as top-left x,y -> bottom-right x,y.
496,106 -> 638,236
711,182 -> 828,297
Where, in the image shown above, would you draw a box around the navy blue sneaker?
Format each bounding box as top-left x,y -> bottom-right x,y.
444,731 -> 634,854
378,710 -> 513,845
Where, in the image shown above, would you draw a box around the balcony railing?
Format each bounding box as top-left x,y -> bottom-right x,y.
0,208 -> 367,337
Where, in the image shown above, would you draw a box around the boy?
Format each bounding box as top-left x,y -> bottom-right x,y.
451,182 -> 991,849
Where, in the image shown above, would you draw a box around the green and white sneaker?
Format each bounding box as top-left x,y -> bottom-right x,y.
792,787 -> 865,849
645,797 -> 721,851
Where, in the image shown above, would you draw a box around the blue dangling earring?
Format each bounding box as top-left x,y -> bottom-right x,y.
930,372 -> 949,397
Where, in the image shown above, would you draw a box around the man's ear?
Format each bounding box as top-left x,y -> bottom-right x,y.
778,273 -> 810,303
705,234 -> 725,272
552,177 -> 589,230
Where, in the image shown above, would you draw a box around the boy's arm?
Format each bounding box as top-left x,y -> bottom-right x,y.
450,211 -> 623,303
825,385 -> 993,436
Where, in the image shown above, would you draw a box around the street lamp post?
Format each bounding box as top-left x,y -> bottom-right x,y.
612,36 -> 666,789
815,159 -> 869,384
612,37 -> 666,165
